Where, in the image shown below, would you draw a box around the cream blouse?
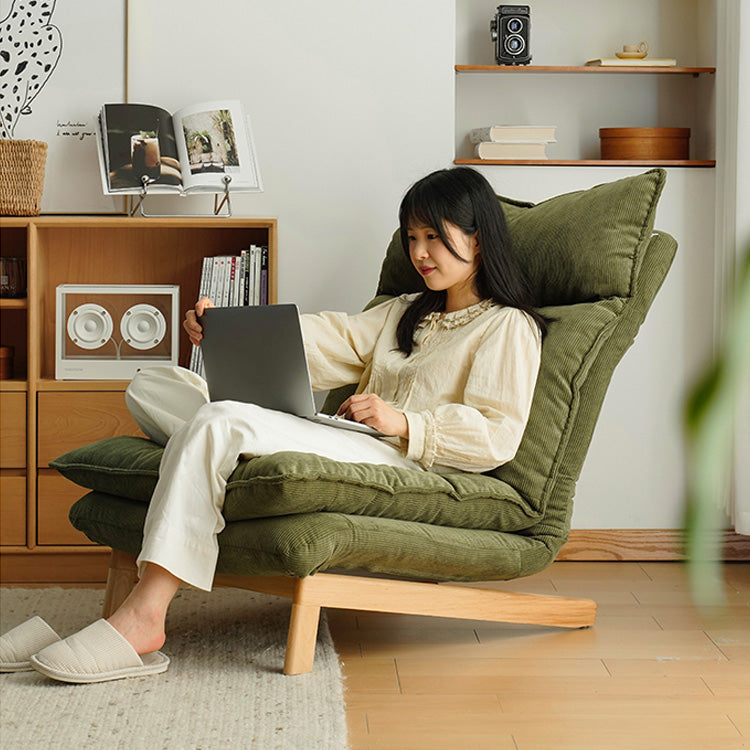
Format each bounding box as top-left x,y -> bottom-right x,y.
301,294 -> 541,473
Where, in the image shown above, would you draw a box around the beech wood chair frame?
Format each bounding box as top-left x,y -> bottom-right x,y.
102,548 -> 597,675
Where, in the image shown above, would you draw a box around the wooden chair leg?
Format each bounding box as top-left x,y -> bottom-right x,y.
216,571 -> 597,675
283,578 -> 322,675
102,549 -> 138,618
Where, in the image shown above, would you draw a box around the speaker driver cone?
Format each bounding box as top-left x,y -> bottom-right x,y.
120,304 -> 167,350
66,304 -> 114,349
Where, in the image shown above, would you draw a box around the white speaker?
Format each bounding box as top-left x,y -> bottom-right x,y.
56,284 -> 180,380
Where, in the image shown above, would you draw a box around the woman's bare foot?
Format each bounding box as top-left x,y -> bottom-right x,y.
106,563 -> 181,655
107,603 -> 167,655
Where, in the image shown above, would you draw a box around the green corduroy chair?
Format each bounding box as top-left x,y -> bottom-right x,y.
53,169 -> 677,674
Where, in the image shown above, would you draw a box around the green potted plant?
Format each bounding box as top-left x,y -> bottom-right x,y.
684,246 -> 750,605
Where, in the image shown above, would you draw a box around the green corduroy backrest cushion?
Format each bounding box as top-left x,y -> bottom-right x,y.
376,169 -> 665,304
330,169 -> 670,518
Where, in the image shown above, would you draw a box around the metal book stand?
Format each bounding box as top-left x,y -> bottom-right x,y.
128,174 -> 234,218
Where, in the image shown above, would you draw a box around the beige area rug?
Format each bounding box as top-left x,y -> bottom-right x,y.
0,587 -> 348,749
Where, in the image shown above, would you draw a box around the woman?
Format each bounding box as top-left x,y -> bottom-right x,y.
1,167 -> 544,683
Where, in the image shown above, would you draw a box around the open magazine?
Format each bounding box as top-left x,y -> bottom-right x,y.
97,100 -> 262,195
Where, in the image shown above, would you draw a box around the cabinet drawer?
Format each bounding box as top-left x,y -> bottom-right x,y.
37,391 -> 142,465
0,392 -> 26,468
37,472 -> 96,545
0,472 -> 26,545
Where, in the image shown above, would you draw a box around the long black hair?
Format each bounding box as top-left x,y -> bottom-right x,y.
396,167 -> 546,355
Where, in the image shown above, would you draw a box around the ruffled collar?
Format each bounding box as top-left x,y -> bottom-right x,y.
416,298 -> 496,330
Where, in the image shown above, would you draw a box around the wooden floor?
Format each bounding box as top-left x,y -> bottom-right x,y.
326,562 -> 750,750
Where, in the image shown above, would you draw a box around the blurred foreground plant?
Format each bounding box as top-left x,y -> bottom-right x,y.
684,246 -> 750,606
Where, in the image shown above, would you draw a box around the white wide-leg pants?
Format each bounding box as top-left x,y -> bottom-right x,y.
125,366 -> 422,591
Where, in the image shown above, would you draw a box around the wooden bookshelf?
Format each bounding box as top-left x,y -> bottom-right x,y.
0,215 -> 278,582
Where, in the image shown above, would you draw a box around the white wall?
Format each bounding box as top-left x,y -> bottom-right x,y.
126,0 -> 723,530
127,0 -> 455,314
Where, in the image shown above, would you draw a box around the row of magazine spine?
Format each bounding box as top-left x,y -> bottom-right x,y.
189,246 -> 269,377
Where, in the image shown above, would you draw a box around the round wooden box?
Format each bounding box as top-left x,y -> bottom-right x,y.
599,127 -> 690,160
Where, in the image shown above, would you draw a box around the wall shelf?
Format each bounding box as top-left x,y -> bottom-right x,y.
456,159 -> 717,167
0,299 -> 28,310
456,65 -> 716,75
34,378 -> 132,391
0,380 -> 27,392
455,63 -> 716,165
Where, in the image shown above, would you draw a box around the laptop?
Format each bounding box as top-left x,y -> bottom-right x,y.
198,304 -> 383,436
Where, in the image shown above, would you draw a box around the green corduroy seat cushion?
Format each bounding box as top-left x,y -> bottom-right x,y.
52,437 -> 542,532
70,491 -> 554,581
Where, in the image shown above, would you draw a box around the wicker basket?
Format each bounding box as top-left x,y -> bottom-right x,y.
0,139 -> 48,216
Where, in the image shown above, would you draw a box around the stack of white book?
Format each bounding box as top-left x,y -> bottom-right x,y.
189,245 -> 269,376
469,125 -> 557,160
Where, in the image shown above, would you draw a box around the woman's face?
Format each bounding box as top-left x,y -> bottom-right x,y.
407,221 -> 481,310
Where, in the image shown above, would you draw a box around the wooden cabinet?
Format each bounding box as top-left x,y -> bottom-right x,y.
37,392 -> 142,464
0,392 -> 27,547
0,216 -> 277,582
0,474 -> 26,546
36,474 -> 97,546
0,392 -> 26,467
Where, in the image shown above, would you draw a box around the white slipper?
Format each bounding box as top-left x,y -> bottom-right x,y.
0,616 -> 62,672
30,619 -> 169,684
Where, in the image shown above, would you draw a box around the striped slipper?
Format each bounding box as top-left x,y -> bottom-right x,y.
30,619 -> 169,684
0,616 -> 62,672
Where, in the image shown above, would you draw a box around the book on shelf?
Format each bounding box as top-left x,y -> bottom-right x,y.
97,99 -> 262,195
188,246 -> 269,376
474,141 -> 549,160
585,58 -> 677,67
469,125 -> 557,143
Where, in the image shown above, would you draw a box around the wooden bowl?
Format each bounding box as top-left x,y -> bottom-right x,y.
599,127 -> 690,160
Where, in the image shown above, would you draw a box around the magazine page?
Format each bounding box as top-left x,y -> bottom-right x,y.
98,103 -> 183,194
172,100 -> 263,193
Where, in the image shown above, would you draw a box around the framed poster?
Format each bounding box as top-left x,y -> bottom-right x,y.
0,0 -> 127,213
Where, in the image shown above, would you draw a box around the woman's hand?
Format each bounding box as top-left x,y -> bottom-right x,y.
337,393 -> 409,438
183,296 -> 215,346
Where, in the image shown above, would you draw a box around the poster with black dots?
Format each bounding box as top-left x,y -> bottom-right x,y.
0,0 -> 125,212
